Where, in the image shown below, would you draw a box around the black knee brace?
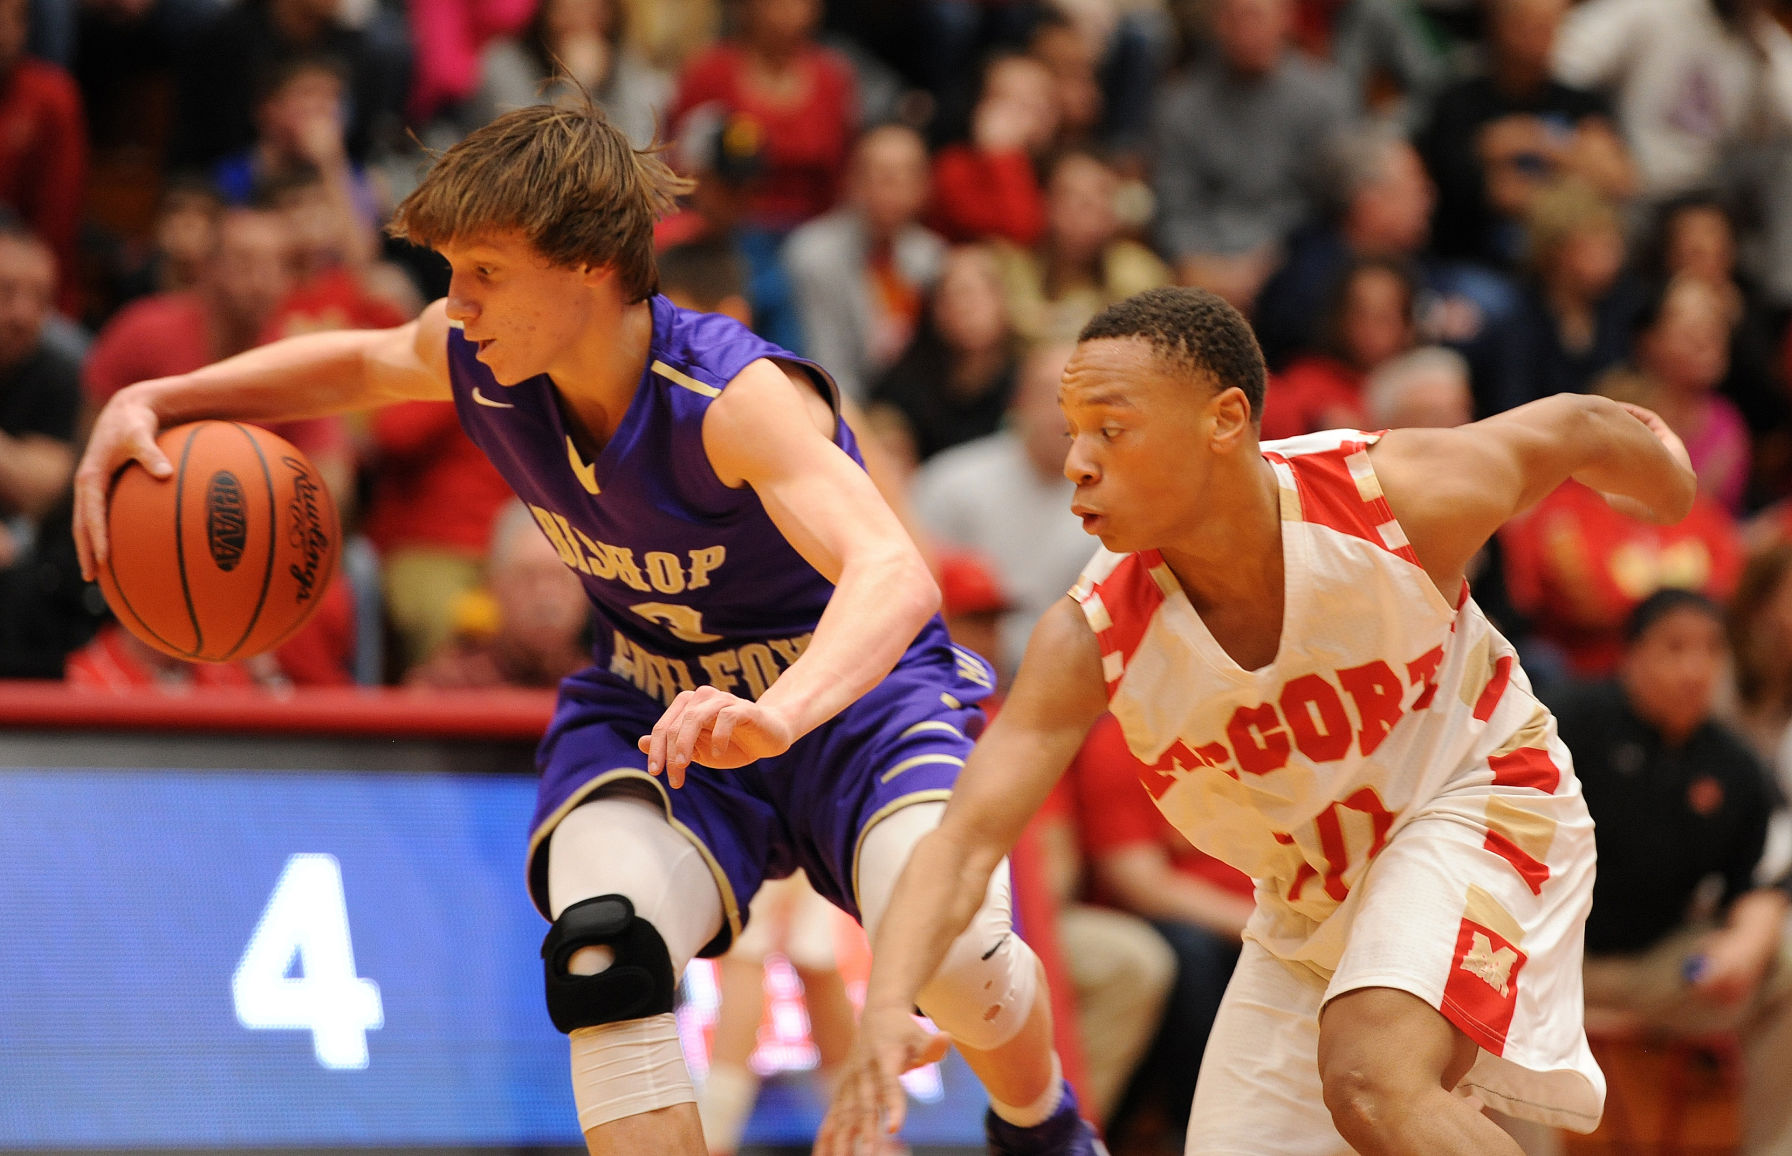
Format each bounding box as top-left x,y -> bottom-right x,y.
541,894 -> 677,1034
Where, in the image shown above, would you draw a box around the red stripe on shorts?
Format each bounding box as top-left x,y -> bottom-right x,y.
1489,746 -> 1560,794
1440,917 -> 1527,1057
1484,829 -> 1550,895
1473,654 -> 1514,722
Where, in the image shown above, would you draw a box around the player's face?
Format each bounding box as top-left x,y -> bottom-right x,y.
1059,337 -> 1226,553
438,232 -> 605,386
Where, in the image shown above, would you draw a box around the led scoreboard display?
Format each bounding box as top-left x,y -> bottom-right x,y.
0,694 -> 984,1153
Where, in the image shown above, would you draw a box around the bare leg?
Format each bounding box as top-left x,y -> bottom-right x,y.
586,1104 -> 707,1156
1318,986 -> 1521,1156
795,962 -> 858,1075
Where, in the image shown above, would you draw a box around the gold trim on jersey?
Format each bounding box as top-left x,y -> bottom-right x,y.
566,436 -> 600,494
1463,883 -> 1526,948
900,720 -> 965,742
851,788 -> 956,911
526,768 -> 743,951
1485,796 -> 1559,866
652,359 -> 722,397
881,753 -> 966,784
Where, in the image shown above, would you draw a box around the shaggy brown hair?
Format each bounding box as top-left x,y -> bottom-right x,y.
389,101 -> 693,303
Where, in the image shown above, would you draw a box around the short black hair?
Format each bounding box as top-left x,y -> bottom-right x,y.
1626,587 -> 1724,645
1077,287 -> 1267,422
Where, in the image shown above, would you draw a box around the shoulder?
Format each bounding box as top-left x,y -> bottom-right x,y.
1280,54 -> 1352,105
784,210 -> 859,264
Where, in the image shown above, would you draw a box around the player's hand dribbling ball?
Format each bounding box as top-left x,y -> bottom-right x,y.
94,421 -> 339,662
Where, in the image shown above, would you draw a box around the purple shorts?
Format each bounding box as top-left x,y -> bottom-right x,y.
526,635 -> 994,956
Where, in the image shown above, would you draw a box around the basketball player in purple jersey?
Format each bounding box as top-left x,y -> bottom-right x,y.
72,104 -> 1099,1156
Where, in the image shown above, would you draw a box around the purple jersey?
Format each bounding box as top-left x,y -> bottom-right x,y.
449,295 -> 949,705
446,297 -> 989,949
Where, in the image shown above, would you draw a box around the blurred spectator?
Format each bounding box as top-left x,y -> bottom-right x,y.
113,179 -> 223,306
1729,543 -> 1792,769
991,149 -> 1172,345
1552,0 -> 1792,206
361,393 -> 513,674
213,56 -> 379,236
405,0 -> 532,126
406,501 -> 591,689
909,342 -> 1092,680
656,108 -> 802,352
1417,0 -> 1634,270
467,0 -> 670,148
83,206 -> 354,505
929,52 -> 1055,247
670,0 -> 855,234
1029,6 -> 1106,152
1597,277 -> 1751,513
1500,473 -> 1742,681
260,164 -> 416,340
869,244 -> 1018,464
0,0 -> 85,315
1363,344 -> 1475,430
1062,713 -> 1253,1154
658,239 -> 753,324
1490,178 -> 1642,412
1554,589 -> 1792,1155
1324,0 -> 1449,122
783,123 -> 942,403
0,225 -> 76,568
1253,123 -> 1517,400
1151,0 -> 1354,313
1644,193 -> 1789,501
624,0 -> 721,74
172,0 -> 409,170
1261,255 -> 1416,439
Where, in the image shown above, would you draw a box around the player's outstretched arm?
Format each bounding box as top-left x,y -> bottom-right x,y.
815,599 -> 1109,1155
1370,393 -> 1698,597
73,302 -> 456,580
640,359 -> 941,783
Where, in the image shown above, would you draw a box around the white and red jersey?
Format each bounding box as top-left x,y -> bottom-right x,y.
1071,430 -> 1569,971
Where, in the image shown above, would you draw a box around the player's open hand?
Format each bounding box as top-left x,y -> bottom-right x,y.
637,686 -> 795,786
814,1006 -> 949,1156
72,387 -> 173,581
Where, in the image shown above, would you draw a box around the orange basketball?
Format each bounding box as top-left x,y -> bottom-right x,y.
96,421 -> 340,663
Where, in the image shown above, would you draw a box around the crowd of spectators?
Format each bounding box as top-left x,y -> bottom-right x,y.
13,0 -> 1792,1149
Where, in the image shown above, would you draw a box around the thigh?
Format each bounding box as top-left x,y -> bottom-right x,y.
546,789 -> 726,977
531,670 -> 784,957
1186,940 -> 1351,1156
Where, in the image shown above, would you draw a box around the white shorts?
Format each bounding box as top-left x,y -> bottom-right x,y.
1186,774 -> 1606,1154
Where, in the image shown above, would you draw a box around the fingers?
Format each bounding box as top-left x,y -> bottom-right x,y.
642,691 -> 693,783
74,412 -> 173,580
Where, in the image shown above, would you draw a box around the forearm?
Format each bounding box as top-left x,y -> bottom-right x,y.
756,545 -> 938,738
862,826 -> 1005,1017
0,435 -> 74,519
127,329 -> 403,425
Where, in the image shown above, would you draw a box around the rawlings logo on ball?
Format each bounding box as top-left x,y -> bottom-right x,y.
205,470 -> 247,572
283,456 -> 328,603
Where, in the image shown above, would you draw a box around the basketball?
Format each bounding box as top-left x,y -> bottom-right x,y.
95,421 -> 340,663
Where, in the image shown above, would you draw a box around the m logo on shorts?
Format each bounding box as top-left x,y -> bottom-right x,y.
1441,911 -> 1528,1056
1459,932 -> 1518,997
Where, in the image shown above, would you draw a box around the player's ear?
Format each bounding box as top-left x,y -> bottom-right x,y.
1208,386 -> 1253,454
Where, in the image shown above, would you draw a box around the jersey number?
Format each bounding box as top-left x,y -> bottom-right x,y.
1281,787 -> 1398,905
631,602 -> 722,643
232,853 -> 384,1069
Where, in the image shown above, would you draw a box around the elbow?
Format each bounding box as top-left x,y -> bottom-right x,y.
887,546 -> 940,630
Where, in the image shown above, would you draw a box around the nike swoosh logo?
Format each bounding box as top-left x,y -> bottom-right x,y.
473,387 -> 515,409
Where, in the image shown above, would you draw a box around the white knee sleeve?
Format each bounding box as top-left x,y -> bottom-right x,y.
857,801 -> 1039,1052
547,791 -> 726,1129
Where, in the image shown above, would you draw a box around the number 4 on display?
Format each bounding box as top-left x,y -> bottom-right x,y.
233,853 -> 384,1069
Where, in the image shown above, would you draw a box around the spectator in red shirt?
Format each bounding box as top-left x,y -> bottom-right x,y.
1061,713 -> 1254,1153
0,0 -> 85,314
83,206 -> 353,506
930,52 -> 1055,248
1501,476 -> 1744,681
1261,256 -> 1417,440
669,0 -> 855,234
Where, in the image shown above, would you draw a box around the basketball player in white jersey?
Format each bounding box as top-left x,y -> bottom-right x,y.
817,287 -> 1697,1156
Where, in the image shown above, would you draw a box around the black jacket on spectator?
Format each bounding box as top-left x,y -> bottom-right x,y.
1552,679 -> 1781,956
1417,74 -> 1613,269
